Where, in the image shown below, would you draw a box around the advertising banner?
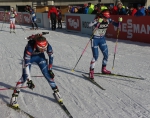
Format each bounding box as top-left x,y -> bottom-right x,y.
36,13 -> 44,28
106,15 -> 150,43
43,13 -> 50,29
0,11 -> 31,25
80,14 -> 95,35
66,14 -> 81,32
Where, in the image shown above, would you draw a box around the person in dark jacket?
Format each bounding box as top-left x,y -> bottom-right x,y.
134,4 -> 145,16
57,8 -> 62,29
48,6 -> 58,30
117,3 -> 126,15
91,5 -> 98,14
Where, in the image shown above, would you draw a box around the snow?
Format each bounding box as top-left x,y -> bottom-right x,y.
0,22 -> 150,118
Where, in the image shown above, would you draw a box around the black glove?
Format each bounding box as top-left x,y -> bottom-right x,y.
49,70 -> 55,78
27,80 -> 35,90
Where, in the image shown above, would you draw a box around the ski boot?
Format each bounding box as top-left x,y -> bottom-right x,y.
10,89 -> 20,108
89,68 -> 94,80
10,29 -> 12,33
101,66 -> 111,74
52,86 -> 63,103
35,27 -> 38,30
13,29 -> 15,33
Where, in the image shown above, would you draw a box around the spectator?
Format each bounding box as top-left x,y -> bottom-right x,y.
74,7 -> 78,13
83,4 -> 89,14
129,6 -> 137,16
48,6 -> 58,30
134,4 -> 145,16
68,6 -> 71,13
125,6 -> 130,15
88,3 -> 94,14
146,6 -> 150,15
57,8 -> 62,29
117,2 -> 126,15
91,5 -> 98,14
109,4 -> 118,15
101,4 -> 108,11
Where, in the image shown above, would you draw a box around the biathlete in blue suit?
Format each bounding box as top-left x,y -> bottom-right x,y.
25,5 -> 38,30
10,33 -> 62,107
89,10 -> 123,79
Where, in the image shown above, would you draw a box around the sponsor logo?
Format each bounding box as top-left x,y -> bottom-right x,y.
82,21 -> 91,29
114,19 -> 150,39
99,24 -> 108,28
36,18 -> 41,23
24,15 -> 30,23
66,16 -> 81,31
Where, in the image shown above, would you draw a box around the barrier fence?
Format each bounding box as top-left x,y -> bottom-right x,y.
0,11 -> 150,44
65,13 -> 150,44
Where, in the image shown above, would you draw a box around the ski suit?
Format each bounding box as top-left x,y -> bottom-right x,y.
89,18 -> 119,69
16,39 -> 56,89
8,10 -> 17,30
30,9 -> 38,29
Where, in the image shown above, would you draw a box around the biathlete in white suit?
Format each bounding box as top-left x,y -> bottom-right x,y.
88,10 -> 123,79
8,7 -> 17,33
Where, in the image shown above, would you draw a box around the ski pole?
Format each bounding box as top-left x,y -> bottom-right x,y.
112,22 -> 121,70
71,22 -> 100,72
71,36 -> 93,72
0,86 -> 28,91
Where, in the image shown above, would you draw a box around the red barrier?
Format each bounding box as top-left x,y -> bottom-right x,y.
106,15 -> 150,44
0,11 -> 31,25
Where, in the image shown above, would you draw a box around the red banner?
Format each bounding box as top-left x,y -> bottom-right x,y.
0,11 -> 31,25
106,15 -> 150,44
66,15 -> 81,31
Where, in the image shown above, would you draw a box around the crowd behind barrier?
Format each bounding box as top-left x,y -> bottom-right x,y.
0,11 -> 150,44
68,2 -> 150,16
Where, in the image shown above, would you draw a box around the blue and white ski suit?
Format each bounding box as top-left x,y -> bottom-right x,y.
16,40 -> 56,89
89,18 -> 119,69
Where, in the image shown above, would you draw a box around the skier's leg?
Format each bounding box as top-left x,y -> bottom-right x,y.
10,19 -> 13,33
99,38 -> 111,74
37,57 -> 62,102
10,60 -> 31,107
12,18 -> 15,32
89,38 -> 99,79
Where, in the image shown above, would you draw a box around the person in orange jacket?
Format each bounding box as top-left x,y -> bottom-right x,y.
48,6 -> 58,30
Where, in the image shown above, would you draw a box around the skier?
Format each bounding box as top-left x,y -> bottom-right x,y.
89,10 -> 122,79
8,7 -> 17,33
48,6 -> 58,30
25,5 -> 38,30
10,33 -> 62,108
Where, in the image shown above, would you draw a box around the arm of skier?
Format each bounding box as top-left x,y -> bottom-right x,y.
47,44 -> 55,78
109,17 -> 122,27
89,19 -> 99,27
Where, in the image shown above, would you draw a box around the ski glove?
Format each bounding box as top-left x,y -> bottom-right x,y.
98,18 -> 103,23
27,80 -> 35,90
118,17 -> 123,22
49,70 -> 55,79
